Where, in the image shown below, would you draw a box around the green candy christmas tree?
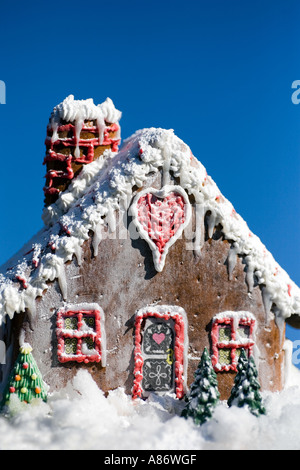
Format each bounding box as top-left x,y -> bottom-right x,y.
227,348 -> 266,417
1,343 -> 48,409
181,347 -> 220,425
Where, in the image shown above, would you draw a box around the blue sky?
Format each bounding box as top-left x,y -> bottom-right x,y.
0,0 -> 299,357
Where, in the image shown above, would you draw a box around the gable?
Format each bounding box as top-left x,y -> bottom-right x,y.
0,127 -> 299,328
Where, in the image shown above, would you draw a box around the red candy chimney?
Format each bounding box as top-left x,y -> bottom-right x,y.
43,95 -> 121,207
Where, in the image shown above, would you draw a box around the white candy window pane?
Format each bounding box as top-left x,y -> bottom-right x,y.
237,325 -> 250,339
64,338 -> 77,355
218,325 -> 231,342
64,316 -> 78,330
219,348 -> 231,365
82,315 -> 96,330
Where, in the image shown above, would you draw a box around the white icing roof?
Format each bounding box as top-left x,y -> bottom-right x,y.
0,127 -> 299,326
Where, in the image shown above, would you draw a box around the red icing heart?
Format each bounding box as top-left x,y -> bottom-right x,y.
152,333 -> 166,345
132,185 -> 191,272
137,191 -> 185,253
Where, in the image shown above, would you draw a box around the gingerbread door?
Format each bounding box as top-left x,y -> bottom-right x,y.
132,306 -> 187,399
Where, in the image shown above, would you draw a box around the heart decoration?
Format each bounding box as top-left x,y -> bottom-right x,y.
152,332 -> 166,345
130,185 -> 191,272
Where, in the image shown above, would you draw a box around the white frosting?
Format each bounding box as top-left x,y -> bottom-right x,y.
213,310 -> 256,321
49,95 -> 121,157
51,95 -> 121,127
99,97 -> 122,125
0,128 -> 299,327
42,149 -> 116,226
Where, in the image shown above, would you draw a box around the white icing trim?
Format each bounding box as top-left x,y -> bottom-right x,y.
50,95 -> 121,129
212,310 -> 257,346
213,310 -> 256,322
42,149 -> 116,226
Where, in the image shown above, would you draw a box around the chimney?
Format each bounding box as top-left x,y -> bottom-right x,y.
43,95 -> 122,207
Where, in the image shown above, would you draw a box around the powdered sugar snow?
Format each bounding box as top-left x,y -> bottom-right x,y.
0,367 -> 300,450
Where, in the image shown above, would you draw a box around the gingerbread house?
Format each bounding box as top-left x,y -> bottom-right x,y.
0,95 -> 299,404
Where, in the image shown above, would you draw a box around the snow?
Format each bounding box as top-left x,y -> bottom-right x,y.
1,368 -> 300,450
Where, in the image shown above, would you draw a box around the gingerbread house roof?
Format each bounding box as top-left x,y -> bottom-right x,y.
0,127 -> 299,327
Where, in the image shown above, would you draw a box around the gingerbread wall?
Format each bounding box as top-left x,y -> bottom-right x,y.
17,173 -> 286,401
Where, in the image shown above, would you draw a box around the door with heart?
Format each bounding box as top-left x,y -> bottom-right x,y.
132,306 -> 188,399
142,318 -> 175,393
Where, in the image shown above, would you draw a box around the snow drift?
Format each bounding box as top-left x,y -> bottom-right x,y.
0,366 -> 300,450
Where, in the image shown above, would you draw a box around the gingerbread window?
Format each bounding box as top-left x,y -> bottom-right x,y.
56,304 -> 106,365
211,311 -> 255,372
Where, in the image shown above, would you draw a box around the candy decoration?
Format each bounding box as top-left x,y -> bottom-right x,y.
131,185 -> 191,272
0,344 -> 48,408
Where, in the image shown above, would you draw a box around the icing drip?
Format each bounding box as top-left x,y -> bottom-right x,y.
44,121 -> 121,198
262,286 -> 273,325
207,211 -> 217,239
44,95 -> 121,203
227,242 -> 239,280
245,255 -> 255,293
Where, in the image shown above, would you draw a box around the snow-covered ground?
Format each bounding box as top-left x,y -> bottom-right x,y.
1,367 -> 300,450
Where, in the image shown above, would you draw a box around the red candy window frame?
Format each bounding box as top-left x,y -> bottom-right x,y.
56,308 -> 102,364
211,314 -> 255,372
132,308 -> 186,400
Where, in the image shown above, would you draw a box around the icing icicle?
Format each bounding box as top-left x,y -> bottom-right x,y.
227,242 -> 239,280
245,255 -> 255,293
44,95 -> 121,206
193,203 -> 205,256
